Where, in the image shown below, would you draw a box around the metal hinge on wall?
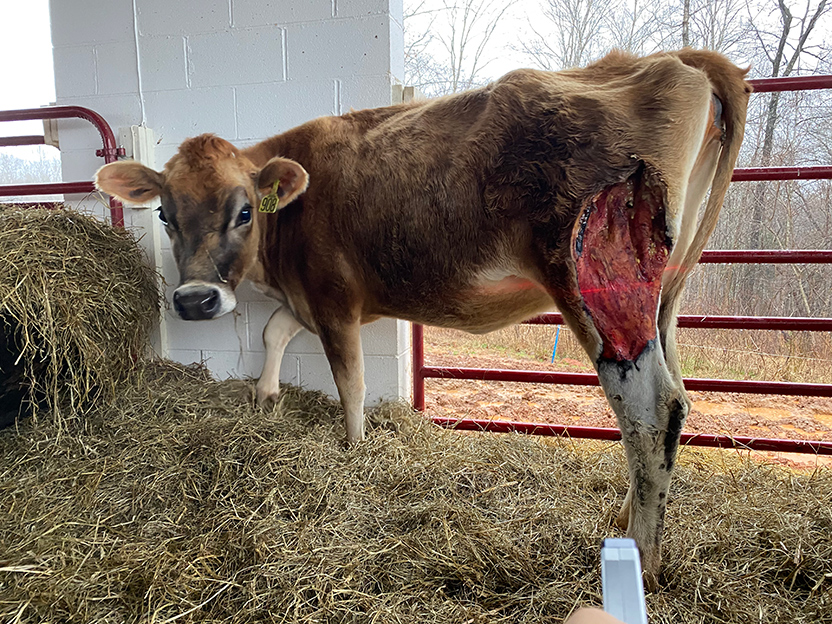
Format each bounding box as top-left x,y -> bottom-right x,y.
96,146 -> 127,159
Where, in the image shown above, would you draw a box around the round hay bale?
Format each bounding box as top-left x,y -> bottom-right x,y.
0,205 -> 160,426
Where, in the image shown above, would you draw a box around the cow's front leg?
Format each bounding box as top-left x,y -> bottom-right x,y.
319,322 -> 366,443
256,306 -> 303,408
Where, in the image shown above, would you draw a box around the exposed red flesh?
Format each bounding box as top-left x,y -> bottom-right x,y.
574,174 -> 669,361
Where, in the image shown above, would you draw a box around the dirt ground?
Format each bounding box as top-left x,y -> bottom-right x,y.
423,350 -> 832,470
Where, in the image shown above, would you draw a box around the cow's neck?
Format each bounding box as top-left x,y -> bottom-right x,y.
241,119 -> 335,169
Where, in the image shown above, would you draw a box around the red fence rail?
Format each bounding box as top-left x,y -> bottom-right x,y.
0,105 -> 125,227
413,74 -> 832,456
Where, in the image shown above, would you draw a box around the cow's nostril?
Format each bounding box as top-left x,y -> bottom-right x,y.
201,289 -> 220,314
173,291 -> 185,316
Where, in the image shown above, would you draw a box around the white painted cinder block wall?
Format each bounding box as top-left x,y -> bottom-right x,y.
49,0 -> 410,404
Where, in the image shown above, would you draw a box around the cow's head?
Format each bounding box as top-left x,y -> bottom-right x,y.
96,135 -> 308,320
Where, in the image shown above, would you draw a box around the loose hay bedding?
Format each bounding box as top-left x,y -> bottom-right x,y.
1,360 -> 830,624
0,206 -> 830,623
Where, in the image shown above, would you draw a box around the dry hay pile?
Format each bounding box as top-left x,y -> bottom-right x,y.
0,206 -> 160,426
1,359 -> 830,624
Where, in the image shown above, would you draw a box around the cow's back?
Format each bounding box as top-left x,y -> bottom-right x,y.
254,52 -> 724,327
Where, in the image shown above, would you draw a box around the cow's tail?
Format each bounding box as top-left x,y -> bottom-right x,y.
663,49 -> 752,302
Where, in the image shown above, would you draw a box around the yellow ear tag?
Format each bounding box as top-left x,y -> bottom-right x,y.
259,180 -> 280,214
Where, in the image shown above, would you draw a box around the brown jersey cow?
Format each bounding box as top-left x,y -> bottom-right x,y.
96,48 -> 751,584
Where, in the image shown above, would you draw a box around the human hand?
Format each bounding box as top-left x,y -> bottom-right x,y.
564,608 -> 627,624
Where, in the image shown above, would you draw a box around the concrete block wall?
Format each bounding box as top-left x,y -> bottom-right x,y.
50,0 -> 410,404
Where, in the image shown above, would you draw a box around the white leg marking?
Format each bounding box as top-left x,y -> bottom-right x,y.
256,307 -> 303,408
335,355 -> 366,444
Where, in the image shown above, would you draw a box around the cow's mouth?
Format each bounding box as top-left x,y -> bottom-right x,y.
572,168 -> 671,362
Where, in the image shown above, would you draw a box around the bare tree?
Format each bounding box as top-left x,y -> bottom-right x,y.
519,0 -> 618,70
651,0 -> 749,53
607,0 -> 668,55
746,0 -> 830,249
685,0 -> 832,316
404,0 -> 515,96
403,1 -> 445,96
683,0 -> 691,44
690,0 -> 748,50
440,0 -> 516,92
0,151 -> 60,185
0,150 -> 62,203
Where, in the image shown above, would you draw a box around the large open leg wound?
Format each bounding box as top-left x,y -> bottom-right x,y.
573,169 -> 670,362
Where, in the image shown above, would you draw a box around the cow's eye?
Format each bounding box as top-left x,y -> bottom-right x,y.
156,207 -> 168,225
237,206 -> 252,227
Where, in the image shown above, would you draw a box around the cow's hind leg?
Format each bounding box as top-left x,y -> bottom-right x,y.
550,171 -> 688,586
256,306 -> 304,408
318,321 -> 366,443
616,291 -> 691,536
599,348 -> 688,588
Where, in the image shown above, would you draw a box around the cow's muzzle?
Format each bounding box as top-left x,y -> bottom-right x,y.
173,281 -> 236,320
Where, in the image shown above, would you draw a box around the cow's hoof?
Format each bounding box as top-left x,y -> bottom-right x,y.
640,550 -> 662,592
345,431 -> 366,445
643,569 -> 660,592
256,385 -> 280,411
615,502 -> 630,531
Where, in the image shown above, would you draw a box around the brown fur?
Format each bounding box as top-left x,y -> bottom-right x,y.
96,48 -> 751,584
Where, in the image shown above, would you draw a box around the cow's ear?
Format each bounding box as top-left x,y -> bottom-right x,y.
95,161 -> 164,204
257,157 -> 309,208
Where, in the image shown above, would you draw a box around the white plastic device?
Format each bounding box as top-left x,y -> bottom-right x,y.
601,538 -> 648,624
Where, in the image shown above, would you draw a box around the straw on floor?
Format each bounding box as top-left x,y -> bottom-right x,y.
1,359 -> 829,623
0,205 -> 829,623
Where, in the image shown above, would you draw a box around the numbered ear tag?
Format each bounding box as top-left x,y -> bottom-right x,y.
259,180 -> 280,213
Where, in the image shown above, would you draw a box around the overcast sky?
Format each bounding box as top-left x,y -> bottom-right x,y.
0,0 -> 55,139
2,0 -> 828,139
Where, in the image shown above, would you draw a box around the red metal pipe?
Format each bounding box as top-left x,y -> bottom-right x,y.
412,74 -> 832,452
430,417 -> 832,455
676,315 -> 832,331
0,105 -> 124,227
0,135 -> 46,147
731,166 -> 832,181
412,322 -> 426,411
0,182 -> 95,197
421,365 -> 832,397
748,75 -> 832,92
525,313 -> 832,331
682,377 -> 832,396
699,249 -> 832,263
0,106 -> 118,150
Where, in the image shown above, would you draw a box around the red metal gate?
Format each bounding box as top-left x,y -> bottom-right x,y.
0,105 -> 125,227
412,75 -> 832,456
